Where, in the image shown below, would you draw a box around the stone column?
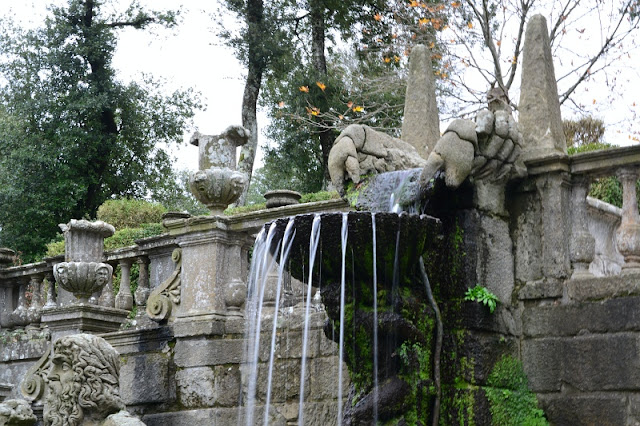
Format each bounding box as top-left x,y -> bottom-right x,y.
44,272 -> 57,308
115,259 -> 134,311
535,172 -> 572,281
11,279 -> 29,327
570,175 -> 595,278
0,285 -> 14,328
616,168 -> 640,273
134,257 -> 150,309
27,274 -> 44,323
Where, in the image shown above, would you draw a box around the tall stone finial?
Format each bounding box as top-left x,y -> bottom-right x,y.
518,14 -> 567,161
401,44 -> 440,159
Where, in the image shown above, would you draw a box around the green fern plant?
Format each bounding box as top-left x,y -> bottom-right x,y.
464,285 -> 498,313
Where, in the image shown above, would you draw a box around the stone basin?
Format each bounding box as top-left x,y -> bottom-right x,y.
267,211 -> 442,289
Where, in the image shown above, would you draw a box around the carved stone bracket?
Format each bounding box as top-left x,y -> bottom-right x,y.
21,345 -> 51,402
146,249 -> 182,322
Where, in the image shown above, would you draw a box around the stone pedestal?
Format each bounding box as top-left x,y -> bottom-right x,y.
163,216 -> 253,331
41,304 -> 129,340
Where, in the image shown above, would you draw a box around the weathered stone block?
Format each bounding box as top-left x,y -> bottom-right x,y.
538,393 -> 626,426
174,337 -> 244,367
255,359 -> 309,403
523,334 -> 640,392
176,365 -> 240,408
120,353 -> 172,404
523,297 -> 640,337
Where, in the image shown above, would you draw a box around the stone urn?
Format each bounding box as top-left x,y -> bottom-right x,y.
53,262 -> 113,303
189,126 -> 250,215
54,219 -> 115,304
264,190 -> 302,209
0,248 -> 15,268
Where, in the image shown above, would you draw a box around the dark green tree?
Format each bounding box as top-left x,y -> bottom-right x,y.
0,0 -> 200,261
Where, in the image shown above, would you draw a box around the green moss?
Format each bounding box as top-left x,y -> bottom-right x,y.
299,190 -> 340,203
485,356 -> 548,426
222,203 -> 266,215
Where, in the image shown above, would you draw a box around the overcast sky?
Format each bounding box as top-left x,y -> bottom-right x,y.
0,0 -> 639,175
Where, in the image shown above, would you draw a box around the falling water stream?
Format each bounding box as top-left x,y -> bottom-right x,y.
244,224 -> 280,426
243,178 -> 433,425
298,214 -> 322,425
264,218 -> 296,424
337,213 -> 348,425
371,213 -> 379,424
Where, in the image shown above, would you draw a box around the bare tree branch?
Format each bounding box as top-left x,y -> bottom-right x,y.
559,1 -> 639,104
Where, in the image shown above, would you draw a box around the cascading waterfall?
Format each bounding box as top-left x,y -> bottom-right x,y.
337,212 -> 348,425
241,177 -> 436,425
371,213 -> 379,424
298,214 -> 322,425
243,224 -> 280,426
264,218 -> 296,424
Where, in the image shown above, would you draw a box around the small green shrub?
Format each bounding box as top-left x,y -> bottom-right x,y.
45,223 -> 165,256
97,198 -> 167,230
104,223 -> 165,250
464,285 -> 498,313
485,355 -> 548,425
224,203 -> 267,215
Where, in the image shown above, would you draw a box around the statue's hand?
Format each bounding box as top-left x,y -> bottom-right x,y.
329,124 -> 426,195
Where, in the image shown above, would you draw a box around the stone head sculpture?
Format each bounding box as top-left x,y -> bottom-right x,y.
44,334 -> 125,426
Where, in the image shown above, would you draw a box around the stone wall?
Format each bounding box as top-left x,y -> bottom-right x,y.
522,275 -> 640,424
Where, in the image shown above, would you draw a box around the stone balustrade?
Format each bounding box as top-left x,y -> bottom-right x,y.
568,144 -> 640,276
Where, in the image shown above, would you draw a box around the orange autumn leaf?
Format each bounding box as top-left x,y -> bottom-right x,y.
593,99 -> 596,104
347,101 -> 354,109
419,17 -> 429,26
374,13 -> 382,21
316,81 -> 326,91
277,101 -> 285,108
429,41 -> 435,49
384,57 -> 391,63
496,40 -> 501,47
467,21 -> 473,29
353,105 -> 364,112
299,86 -> 309,93
451,1 -> 460,7
338,115 -> 344,120
432,18 -> 442,30
394,55 -> 400,63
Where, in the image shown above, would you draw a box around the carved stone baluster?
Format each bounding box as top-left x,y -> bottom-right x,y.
570,175 -> 595,278
27,274 -> 44,323
11,279 -> 29,327
99,262 -> 115,308
134,257 -> 150,309
115,259 -> 134,311
44,272 -> 57,308
0,285 -> 14,328
616,168 -> 640,273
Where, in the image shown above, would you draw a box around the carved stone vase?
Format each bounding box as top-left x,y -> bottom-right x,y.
54,219 -> 115,304
189,126 -> 249,215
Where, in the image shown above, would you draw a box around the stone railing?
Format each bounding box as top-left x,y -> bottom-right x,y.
0,199 -> 352,333
568,145 -> 640,277
0,231 -> 179,332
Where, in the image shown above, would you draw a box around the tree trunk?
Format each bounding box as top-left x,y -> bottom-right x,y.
310,0 -> 333,184
236,0 -> 265,206
80,0 -> 118,217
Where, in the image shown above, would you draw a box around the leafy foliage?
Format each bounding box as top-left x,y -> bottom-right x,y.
464,285 -> 498,313
564,117 -> 606,149
0,0 -> 200,261
97,199 -> 166,230
485,355 -> 548,425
